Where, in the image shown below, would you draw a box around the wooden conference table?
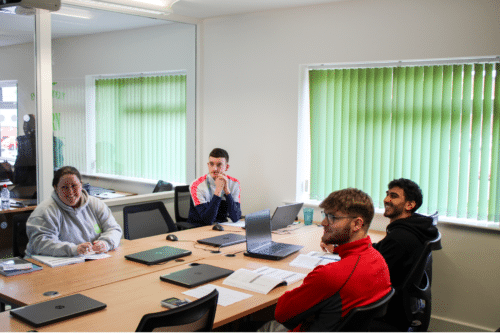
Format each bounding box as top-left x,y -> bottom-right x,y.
0,223 -> 385,332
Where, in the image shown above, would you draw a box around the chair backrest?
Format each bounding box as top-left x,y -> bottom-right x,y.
174,185 -> 190,223
334,288 -> 395,332
153,180 -> 173,193
136,289 -> 218,332
12,212 -> 32,258
400,229 -> 442,331
123,201 -> 177,240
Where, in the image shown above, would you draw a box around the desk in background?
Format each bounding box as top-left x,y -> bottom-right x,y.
0,224 -> 385,331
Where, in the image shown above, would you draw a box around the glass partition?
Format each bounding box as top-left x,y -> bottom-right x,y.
0,10 -> 36,190
51,5 -> 196,188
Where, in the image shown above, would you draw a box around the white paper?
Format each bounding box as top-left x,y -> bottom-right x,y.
223,269 -> 283,294
95,192 -> 126,199
82,253 -> 111,260
219,220 -> 245,228
182,284 -> 252,306
31,255 -> 84,268
289,251 -> 340,270
253,266 -> 306,285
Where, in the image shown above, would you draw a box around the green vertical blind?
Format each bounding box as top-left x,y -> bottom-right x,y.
95,75 -> 186,183
310,62 -> 500,222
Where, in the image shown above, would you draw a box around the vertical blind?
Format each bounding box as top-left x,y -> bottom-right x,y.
309,62 -> 500,222
95,74 -> 186,183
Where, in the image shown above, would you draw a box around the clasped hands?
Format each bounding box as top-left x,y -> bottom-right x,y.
77,240 -> 107,255
214,173 -> 230,196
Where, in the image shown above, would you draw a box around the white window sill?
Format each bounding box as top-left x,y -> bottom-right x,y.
296,200 -> 500,233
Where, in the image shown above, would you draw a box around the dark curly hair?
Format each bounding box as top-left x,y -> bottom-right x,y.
388,178 -> 423,213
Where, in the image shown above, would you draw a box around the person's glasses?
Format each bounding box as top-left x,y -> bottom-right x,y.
321,211 -> 357,223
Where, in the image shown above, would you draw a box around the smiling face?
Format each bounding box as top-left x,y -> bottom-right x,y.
55,174 -> 83,207
207,156 -> 228,180
383,186 -> 415,222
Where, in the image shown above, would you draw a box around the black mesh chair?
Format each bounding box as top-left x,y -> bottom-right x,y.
123,201 -> 177,240
136,289 -> 219,332
12,212 -> 32,258
400,230 -> 442,332
334,288 -> 395,332
174,185 -> 196,230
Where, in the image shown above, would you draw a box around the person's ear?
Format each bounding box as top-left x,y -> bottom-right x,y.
225,164 -> 230,172
405,200 -> 416,212
352,217 -> 364,232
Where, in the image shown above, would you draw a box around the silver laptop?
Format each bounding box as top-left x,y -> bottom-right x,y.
271,203 -> 304,230
197,233 -> 246,247
10,294 -> 106,328
125,246 -> 192,265
244,209 -> 303,260
160,263 -> 234,288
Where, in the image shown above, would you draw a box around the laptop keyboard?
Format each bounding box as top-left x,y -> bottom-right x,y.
258,243 -> 288,254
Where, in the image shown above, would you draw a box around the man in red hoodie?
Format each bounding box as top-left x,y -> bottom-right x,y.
264,188 -> 391,331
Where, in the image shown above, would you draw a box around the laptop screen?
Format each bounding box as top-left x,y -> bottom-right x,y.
271,203 -> 304,230
245,209 -> 272,252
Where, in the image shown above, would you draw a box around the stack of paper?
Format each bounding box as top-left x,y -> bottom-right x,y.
223,266 -> 306,294
289,251 -> 341,270
31,253 -> 111,268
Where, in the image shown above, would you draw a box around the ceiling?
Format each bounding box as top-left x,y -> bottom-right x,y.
0,0 -> 343,47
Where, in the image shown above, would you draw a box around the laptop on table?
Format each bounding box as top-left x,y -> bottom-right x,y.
197,233 -> 246,247
160,263 -> 234,288
10,294 -> 106,328
244,209 -> 303,260
271,202 -> 304,230
125,246 -> 192,265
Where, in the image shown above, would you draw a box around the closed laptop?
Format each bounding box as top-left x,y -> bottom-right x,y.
160,263 -> 234,288
197,233 -> 246,247
125,246 -> 191,265
10,294 -> 106,328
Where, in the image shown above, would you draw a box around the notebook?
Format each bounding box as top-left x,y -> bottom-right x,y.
244,209 -> 303,260
271,202 -> 304,230
125,246 -> 192,265
197,233 -> 246,247
10,294 -> 106,328
160,263 -> 234,288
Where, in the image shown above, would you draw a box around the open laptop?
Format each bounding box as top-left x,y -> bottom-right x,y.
271,202 -> 304,230
197,233 -> 246,247
10,294 -> 106,328
160,263 -> 234,288
244,209 -> 303,260
125,246 -> 191,265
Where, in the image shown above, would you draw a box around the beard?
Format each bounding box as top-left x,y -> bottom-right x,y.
383,203 -> 404,219
322,222 -> 352,246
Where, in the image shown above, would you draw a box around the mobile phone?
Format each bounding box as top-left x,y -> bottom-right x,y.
161,297 -> 191,309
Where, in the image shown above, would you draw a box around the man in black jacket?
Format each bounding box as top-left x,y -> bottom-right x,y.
373,178 -> 438,331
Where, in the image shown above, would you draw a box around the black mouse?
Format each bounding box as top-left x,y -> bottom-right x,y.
212,223 -> 224,231
166,234 -> 178,241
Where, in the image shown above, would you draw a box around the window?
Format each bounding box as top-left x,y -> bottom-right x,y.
302,59 -> 500,222
0,81 -> 18,161
89,72 -> 187,183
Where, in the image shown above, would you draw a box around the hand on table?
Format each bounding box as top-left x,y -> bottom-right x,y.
92,240 -> 108,254
77,242 -> 93,255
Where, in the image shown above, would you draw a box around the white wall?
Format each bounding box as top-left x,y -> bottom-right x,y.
200,0 -> 500,331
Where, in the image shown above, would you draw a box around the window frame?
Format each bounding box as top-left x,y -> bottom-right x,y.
297,57 -> 500,226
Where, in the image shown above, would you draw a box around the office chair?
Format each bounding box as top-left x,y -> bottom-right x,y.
174,185 -> 196,230
399,230 -> 442,332
334,288 -> 395,332
153,180 -> 173,193
12,212 -> 32,258
123,201 -> 177,240
135,289 -> 219,332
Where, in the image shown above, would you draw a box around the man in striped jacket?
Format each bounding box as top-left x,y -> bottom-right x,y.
187,148 -> 241,227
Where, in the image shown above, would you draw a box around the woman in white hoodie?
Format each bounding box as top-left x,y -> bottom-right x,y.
26,166 -> 122,257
